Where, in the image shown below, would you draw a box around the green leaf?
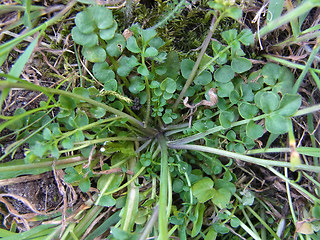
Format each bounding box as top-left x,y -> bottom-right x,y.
79,178 -> 91,192
129,76 -> 145,94
265,114 -> 290,134
259,92 -> 280,113
262,63 -> 282,85
226,130 -> 236,141
241,190 -> 255,206
172,179 -> 185,193
59,95 -> 76,109
149,37 -> 165,49
246,121 -> 264,139
73,87 -> 90,100
117,56 -> 139,77
217,82 -> 234,98
64,167 -> 82,183
160,78 -> 176,93
61,137 -> 74,149
93,62 -> 115,84
141,28 -> 157,45
82,46 -> 106,62
221,29 -> 238,44
104,79 -> 117,91
267,0 -> 285,22
42,128 -> 52,141
219,111 -> 234,128
239,102 -> 259,119
75,10 -> 96,34
238,29 -> 254,46
231,57 -> 252,73
192,177 -> 215,203
126,36 -> 141,53
215,179 -> 236,194
97,195 -> 117,207
191,203 -> 206,237
137,64 -> 149,76
89,5 -> 113,29
99,21 -> 117,41
106,34 -> 126,57
90,106 -> 106,118
225,7 -> 242,20
211,188 -> 231,209
72,27 -> 98,47
229,90 -> 240,104
312,205 -> 320,218
276,94 -> 301,116
214,65 -> 235,83
194,70 -> 212,85
181,59 -> 194,79
144,47 -> 158,57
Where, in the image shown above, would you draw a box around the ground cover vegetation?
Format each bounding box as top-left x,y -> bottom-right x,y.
0,0 -> 320,239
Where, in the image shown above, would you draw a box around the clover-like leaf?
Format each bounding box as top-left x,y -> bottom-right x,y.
106,34 -> 126,57
93,62 -> 115,84
137,64 -> 149,76
219,111 -> 235,128
79,178 -> 91,192
99,21 -> 117,41
231,57 -> 252,73
160,77 -> 176,94
59,95 -> 76,109
211,188 -> 231,209
262,63 -> 282,85
72,27 -> 98,47
194,70 -> 212,85
104,79 -> 117,91
75,10 -> 96,34
192,177 -> 215,203
149,37 -> 165,49
225,6 -> 242,20
82,46 -> 106,62
214,65 -> 235,83
221,29 -> 238,44
239,102 -> 259,119
246,120 -> 264,139
88,5 -> 113,29
238,29 -> 254,46
144,47 -> 158,57
259,92 -> 280,113
129,76 -> 145,94
141,28 -> 157,45
217,82 -> 234,98
90,106 -> 106,118
126,36 -> 141,53
117,55 -> 139,77
265,114 -> 290,134
276,94 -> 301,116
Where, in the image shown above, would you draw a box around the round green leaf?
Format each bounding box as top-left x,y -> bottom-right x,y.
238,29 -> 254,46
106,34 -> 126,57
129,76 -> 145,94
225,6 -> 242,20
265,114 -> 290,134
219,111 -> 234,128
194,70 -> 212,85
276,94 -> 301,116
59,95 -> 76,109
72,27 -> 98,47
88,5 -> 113,29
79,178 -> 91,192
93,62 -> 115,83
191,177 -> 215,203
99,21 -> 117,41
181,59 -> 194,79
149,37 -> 165,49
259,92 -> 280,113
117,55 -> 139,77
42,128 -> 52,141
217,82 -> 234,98
82,46 -> 106,63
90,106 -> 106,118
226,130 -> 236,141
137,64 -> 149,76
229,90 -> 240,104
141,28 -> 157,45
126,36 -> 141,53
239,102 -> 259,119
160,78 -> 176,93
104,79 -> 117,91
75,10 -> 96,34
214,65 -> 235,83
144,47 -> 158,57
246,120 -> 264,139
73,87 -> 90,100
231,57 -> 252,73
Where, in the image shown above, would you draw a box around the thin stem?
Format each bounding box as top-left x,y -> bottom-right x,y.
168,144 -> 320,173
173,15 -> 218,110
0,78 -> 158,136
258,0 -> 318,38
158,134 -> 168,240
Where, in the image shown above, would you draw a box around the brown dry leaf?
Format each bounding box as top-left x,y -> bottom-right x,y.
296,220 -> 314,234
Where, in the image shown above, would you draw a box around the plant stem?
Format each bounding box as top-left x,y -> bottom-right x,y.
258,0 -> 319,38
0,79 -> 158,136
172,15 -> 218,111
157,134 -> 169,240
168,144 -> 320,173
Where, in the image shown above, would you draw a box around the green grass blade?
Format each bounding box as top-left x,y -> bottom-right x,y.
23,0 -> 32,28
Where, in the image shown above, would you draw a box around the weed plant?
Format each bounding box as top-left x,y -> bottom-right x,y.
1,0 -> 320,239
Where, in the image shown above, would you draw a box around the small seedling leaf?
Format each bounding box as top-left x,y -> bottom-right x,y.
239,102 -> 259,119
211,188 -> 231,209
219,111 -> 235,128
99,21 -> 118,41
192,177 -> 215,203
126,36 -> 141,53
82,46 -> 106,63
181,59 -> 195,79
79,178 -> 91,192
276,94 -> 301,116
129,76 -> 145,94
137,64 -> 149,76
214,65 -> 235,83
117,56 -> 139,77
144,47 -> 158,57
75,10 -> 96,34
90,106 -> 106,118
238,29 -> 254,46
89,5 -> 113,29
231,57 -> 252,73
265,114 -> 290,134
225,7 -> 242,20
72,27 -> 98,47
141,28 -> 157,45
160,78 -> 176,93
194,70 -> 212,85
259,91 -> 279,113
246,121 -> 264,139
